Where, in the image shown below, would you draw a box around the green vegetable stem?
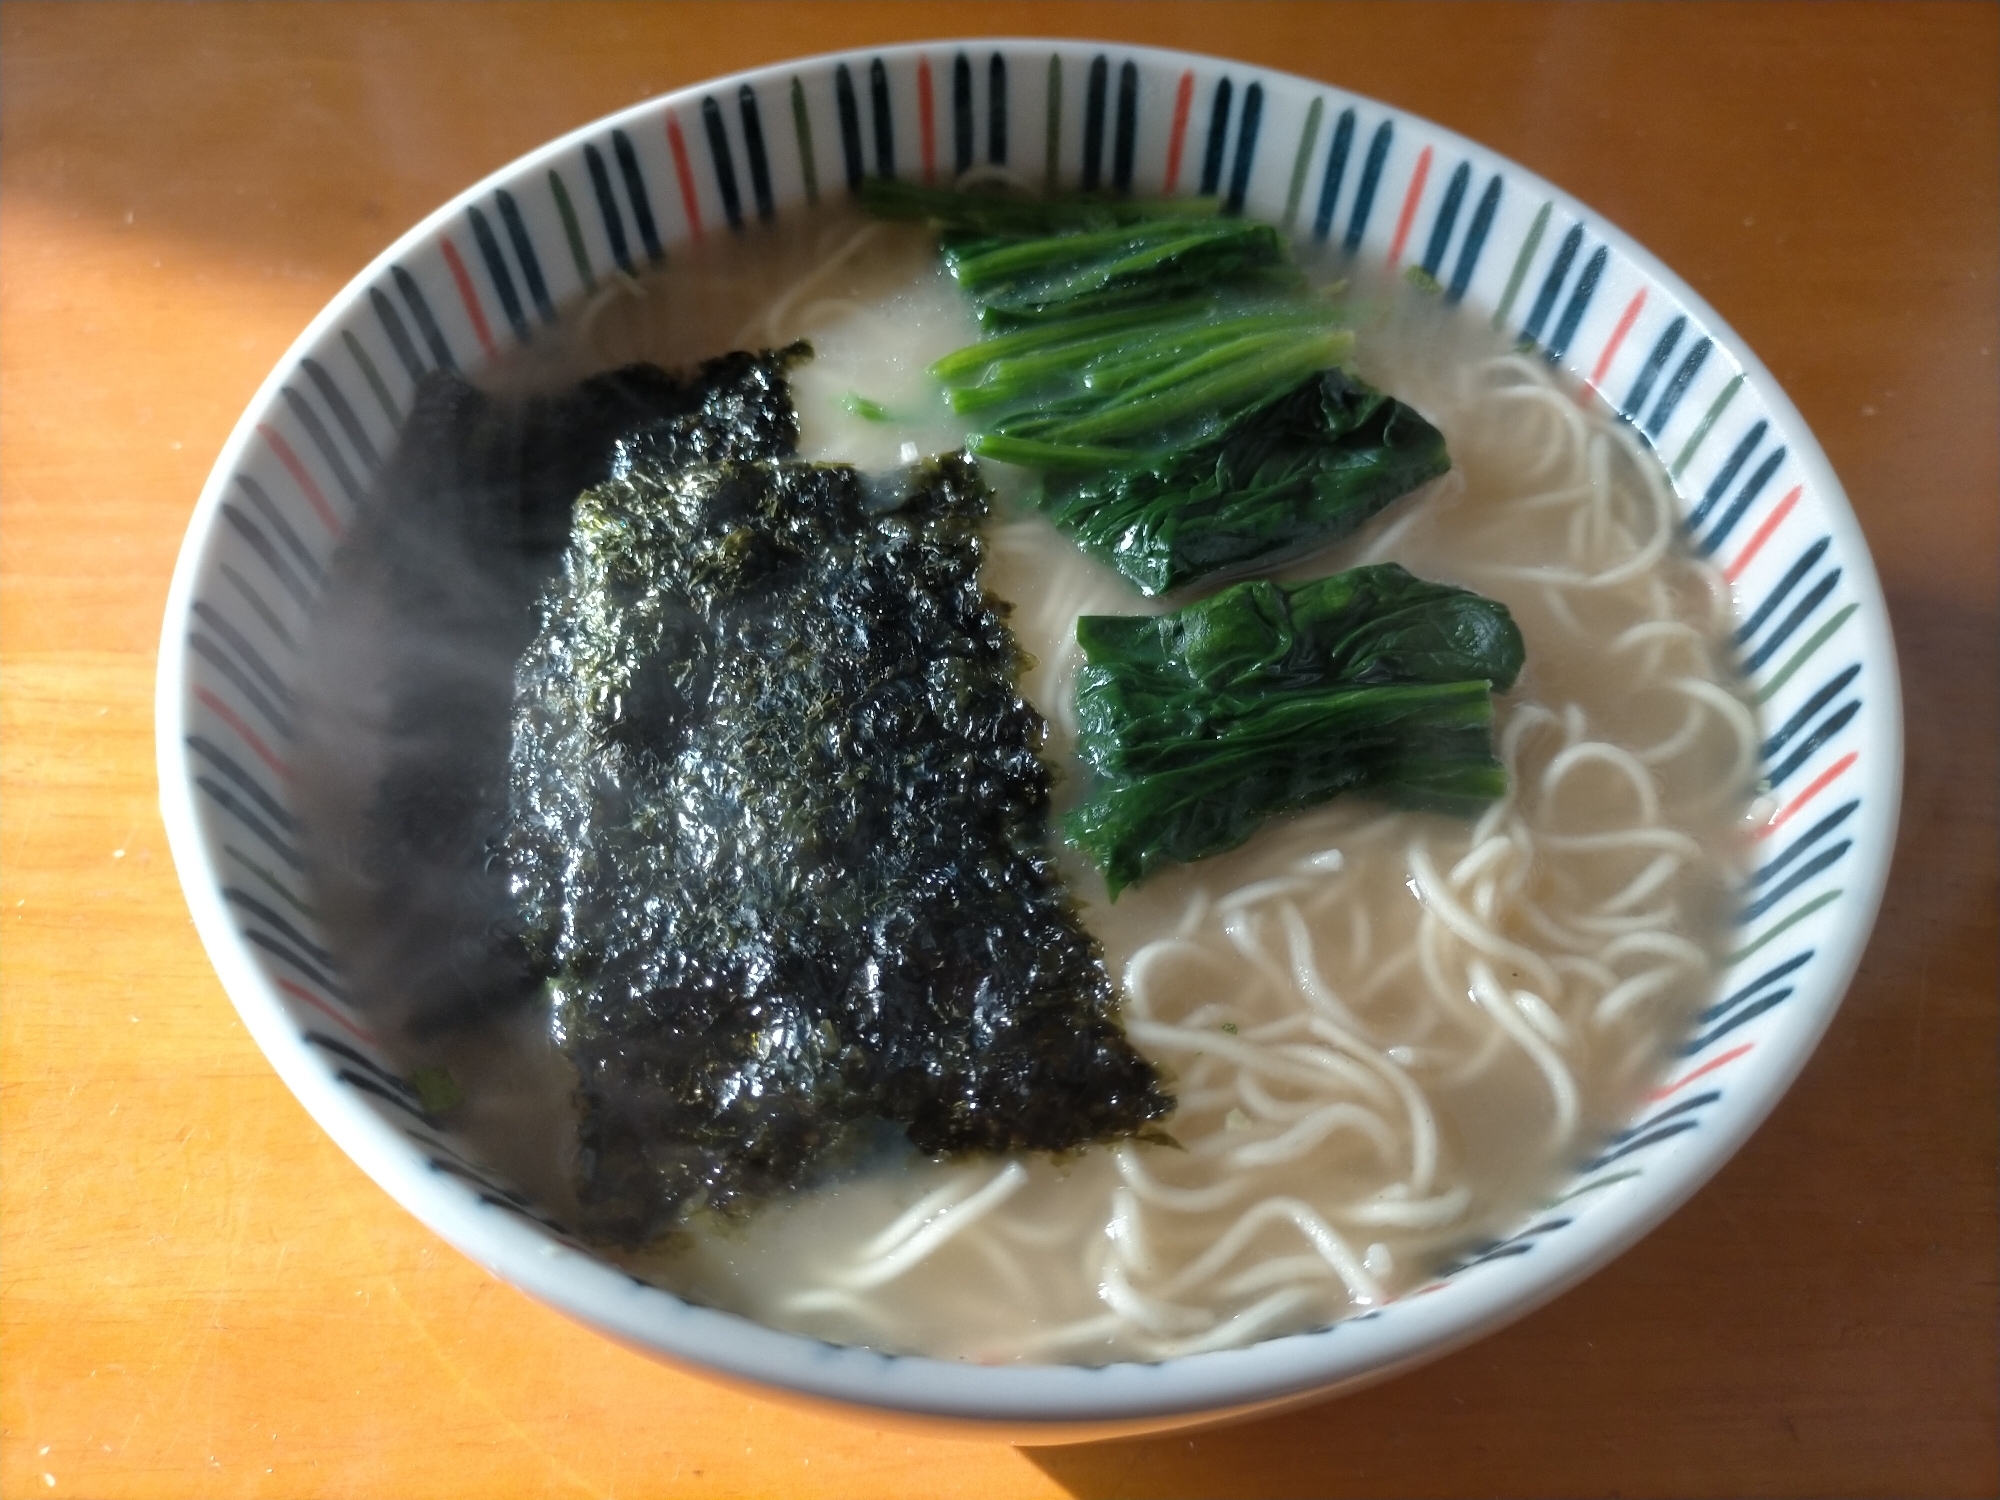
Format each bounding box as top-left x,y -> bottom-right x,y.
841,392 -> 892,422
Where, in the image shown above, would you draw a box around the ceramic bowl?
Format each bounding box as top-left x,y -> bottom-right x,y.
157,40 -> 1900,1441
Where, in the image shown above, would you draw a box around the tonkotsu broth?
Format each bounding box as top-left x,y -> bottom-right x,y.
364,210 -> 1757,1364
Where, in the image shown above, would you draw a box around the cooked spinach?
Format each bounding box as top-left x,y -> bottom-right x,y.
1068,565 -> 1525,896
505,453 -> 1170,1245
945,218 -> 1297,328
868,182 -> 1451,594
1039,369 -> 1451,596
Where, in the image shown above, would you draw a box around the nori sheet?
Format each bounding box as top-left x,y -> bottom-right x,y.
504,453 -> 1171,1245
349,347 -> 806,1034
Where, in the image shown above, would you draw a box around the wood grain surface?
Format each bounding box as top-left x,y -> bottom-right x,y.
2,4 -> 1994,1496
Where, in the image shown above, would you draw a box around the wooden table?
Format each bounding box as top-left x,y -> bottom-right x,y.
3,4 -> 1993,1496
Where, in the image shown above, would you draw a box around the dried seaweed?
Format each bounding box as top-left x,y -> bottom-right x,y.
344,348 -> 806,1034
505,453 -> 1170,1245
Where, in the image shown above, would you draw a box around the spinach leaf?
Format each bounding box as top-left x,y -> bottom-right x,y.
868,182 -> 1453,594
1069,565 -> 1524,895
1040,369 -> 1451,595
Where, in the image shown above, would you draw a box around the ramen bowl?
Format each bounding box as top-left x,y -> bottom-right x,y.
156,40 -> 1900,1441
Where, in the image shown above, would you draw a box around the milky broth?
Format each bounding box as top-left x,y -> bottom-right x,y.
335,210 -> 1755,1364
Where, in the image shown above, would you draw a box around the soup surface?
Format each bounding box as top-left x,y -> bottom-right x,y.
301,210 -> 1756,1364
